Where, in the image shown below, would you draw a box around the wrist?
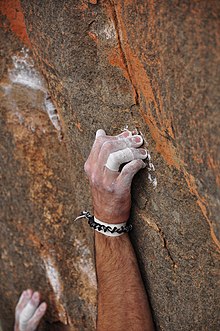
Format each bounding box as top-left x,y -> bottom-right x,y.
94,210 -> 130,224
93,216 -> 131,237
95,230 -> 130,241
74,211 -> 132,237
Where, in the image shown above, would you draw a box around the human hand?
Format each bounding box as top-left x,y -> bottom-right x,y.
14,289 -> 47,331
84,129 -> 147,223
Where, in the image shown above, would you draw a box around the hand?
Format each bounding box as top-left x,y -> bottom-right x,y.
84,129 -> 147,223
14,289 -> 47,331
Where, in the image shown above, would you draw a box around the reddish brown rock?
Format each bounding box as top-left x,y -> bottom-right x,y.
0,19 -> 96,331
1,0 -> 220,330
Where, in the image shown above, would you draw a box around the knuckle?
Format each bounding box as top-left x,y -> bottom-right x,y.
96,136 -> 106,145
84,161 -> 90,174
105,185 -> 114,193
103,180 -> 115,193
90,172 -> 100,186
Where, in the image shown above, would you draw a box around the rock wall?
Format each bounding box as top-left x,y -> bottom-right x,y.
1,0 -> 220,330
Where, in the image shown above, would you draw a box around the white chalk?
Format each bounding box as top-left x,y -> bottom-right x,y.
148,162 -> 155,171
9,48 -> 46,91
105,147 -> 147,172
44,96 -> 61,131
148,173 -> 157,189
19,301 -> 36,330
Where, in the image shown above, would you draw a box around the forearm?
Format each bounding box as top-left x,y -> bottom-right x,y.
95,231 -> 155,331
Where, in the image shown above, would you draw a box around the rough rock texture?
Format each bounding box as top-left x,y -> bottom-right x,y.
1,0 -> 220,330
0,3 -> 96,330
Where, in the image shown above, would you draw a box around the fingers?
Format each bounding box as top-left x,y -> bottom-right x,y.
95,129 -> 106,138
19,292 -> 42,331
27,302 -> 47,331
85,130 -> 115,170
85,129 -> 143,175
16,290 -> 33,318
98,135 -> 143,167
117,159 -> 146,189
96,128 -> 131,139
15,290 -> 47,331
117,130 -> 132,138
105,147 -> 147,172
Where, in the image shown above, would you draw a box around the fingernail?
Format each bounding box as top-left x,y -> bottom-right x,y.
123,130 -> 131,137
133,135 -> 142,143
39,302 -> 47,312
33,292 -> 39,300
140,149 -> 147,155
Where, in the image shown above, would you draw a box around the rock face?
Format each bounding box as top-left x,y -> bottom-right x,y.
1,0 -> 220,330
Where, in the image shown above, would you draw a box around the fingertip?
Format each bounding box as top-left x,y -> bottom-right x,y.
21,290 -> 26,297
96,129 -> 106,138
39,302 -> 47,313
118,130 -> 132,138
16,290 -> 26,308
135,135 -> 143,145
32,291 -> 40,301
26,289 -> 33,299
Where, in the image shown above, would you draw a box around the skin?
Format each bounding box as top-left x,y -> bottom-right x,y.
14,128 -> 154,331
85,129 -> 155,331
14,289 -> 46,331
84,129 -> 147,223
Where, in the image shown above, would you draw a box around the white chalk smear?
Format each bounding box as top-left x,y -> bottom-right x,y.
44,95 -> 62,132
148,173 -> 157,189
43,256 -> 62,299
148,162 -> 155,171
43,255 -> 69,323
7,47 -> 62,134
9,48 -> 46,92
102,21 -> 117,40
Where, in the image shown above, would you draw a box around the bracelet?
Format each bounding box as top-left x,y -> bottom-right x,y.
74,211 -> 132,237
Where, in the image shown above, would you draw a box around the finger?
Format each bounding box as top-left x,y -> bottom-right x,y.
116,159 -> 146,189
26,302 -> 47,331
19,292 -> 40,330
87,131 -> 115,166
99,135 -> 144,166
96,129 -> 132,139
105,147 -> 147,172
95,129 -> 106,139
117,130 -> 132,138
16,289 -> 33,317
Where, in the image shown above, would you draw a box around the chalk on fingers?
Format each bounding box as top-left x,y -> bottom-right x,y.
118,129 -> 132,138
117,159 -> 146,187
105,147 -> 147,172
19,292 -> 40,330
27,302 -> 47,331
15,289 -> 32,316
96,129 -> 106,138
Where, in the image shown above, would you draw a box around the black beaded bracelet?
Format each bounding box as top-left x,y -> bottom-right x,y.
76,211 -> 132,234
